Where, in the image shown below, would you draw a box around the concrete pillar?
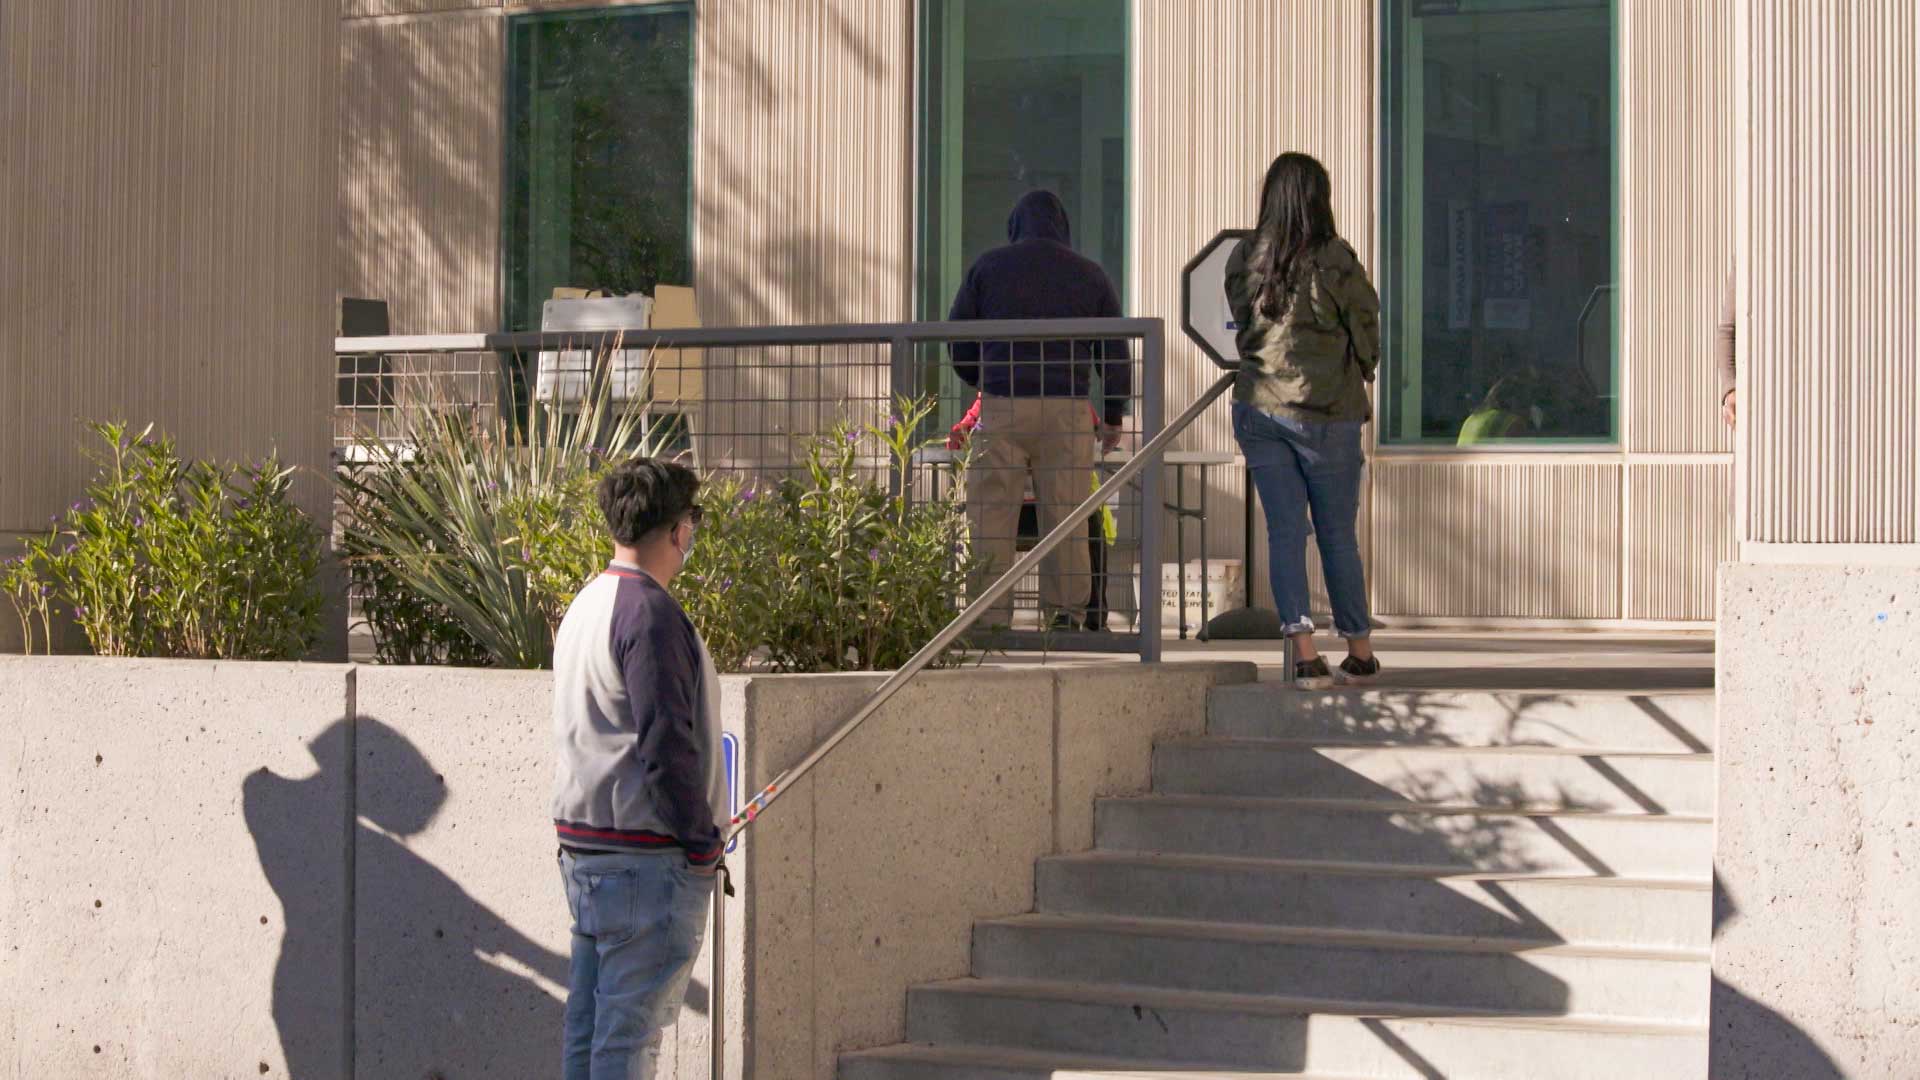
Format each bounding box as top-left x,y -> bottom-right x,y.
1714,2 -> 1920,1076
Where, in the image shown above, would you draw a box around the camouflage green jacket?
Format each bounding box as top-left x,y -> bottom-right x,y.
1226,237 -> 1381,423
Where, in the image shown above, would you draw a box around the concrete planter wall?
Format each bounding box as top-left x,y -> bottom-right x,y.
1714,565 -> 1920,1078
0,656 -> 1252,1079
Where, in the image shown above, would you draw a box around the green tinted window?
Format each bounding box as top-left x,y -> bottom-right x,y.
1382,0 -> 1617,445
919,0 -> 1130,320
505,6 -> 693,332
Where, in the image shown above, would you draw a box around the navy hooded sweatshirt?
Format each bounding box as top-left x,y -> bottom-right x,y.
947,191 -> 1132,426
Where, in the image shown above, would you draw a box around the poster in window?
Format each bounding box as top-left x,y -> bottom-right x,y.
1483,202 -> 1531,331
1447,201 -> 1474,331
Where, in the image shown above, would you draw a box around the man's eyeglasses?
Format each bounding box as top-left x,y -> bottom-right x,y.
687,505 -> 705,527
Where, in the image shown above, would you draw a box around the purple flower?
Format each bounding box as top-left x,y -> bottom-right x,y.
235,498 -> 251,510
888,414 -> 903,428
844,430 -> 860,444
739,487 -> 757,503
722,577 -> 734,590
70,502 -> 84,512
74,605 -> 87,617
39,586 -> 51,597
867,548 -> 881,561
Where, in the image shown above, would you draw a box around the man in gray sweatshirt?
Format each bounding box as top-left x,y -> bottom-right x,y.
551,458 -> 724,1079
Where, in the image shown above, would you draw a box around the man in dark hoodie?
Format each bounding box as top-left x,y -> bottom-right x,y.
948,190 -> 1131,628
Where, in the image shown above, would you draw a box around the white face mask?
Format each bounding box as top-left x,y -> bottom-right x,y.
677,522 -> 696,568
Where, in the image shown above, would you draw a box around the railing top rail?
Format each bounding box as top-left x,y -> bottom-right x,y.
334,317 -> 1163,356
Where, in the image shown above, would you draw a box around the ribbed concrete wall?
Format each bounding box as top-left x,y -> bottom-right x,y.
1744,0 -> 1919,545
1630,463 -> 1736,622
338,11 -> 501,334
1374,462 -> 1623,620
0,0 -> 337,540
1625,0 -> 1736,456
695,0 -> 913,328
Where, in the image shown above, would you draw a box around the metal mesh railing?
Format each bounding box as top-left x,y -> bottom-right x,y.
334,319 -> 1167,649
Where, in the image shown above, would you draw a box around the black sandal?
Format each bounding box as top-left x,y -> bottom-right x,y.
1339,654 -> 1381,685
1293,656 -> 1334,691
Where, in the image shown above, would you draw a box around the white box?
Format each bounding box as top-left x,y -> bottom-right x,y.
534,294 -> 655,403
1150,559 -> 1245,627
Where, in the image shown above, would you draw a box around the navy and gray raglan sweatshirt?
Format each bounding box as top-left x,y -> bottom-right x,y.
550,562 -> 724,865
947,190 -> 1134,426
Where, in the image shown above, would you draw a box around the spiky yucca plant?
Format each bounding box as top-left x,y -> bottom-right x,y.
336,343 -> 678,669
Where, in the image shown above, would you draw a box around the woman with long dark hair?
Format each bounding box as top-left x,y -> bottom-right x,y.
1227,152 -> 1381,689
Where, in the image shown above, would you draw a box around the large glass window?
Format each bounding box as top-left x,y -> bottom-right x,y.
1382,0 -> 1617,445
919,0 -> 1129,409
505,5 -> 694,332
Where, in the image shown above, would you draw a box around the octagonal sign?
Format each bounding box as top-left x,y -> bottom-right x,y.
1181,229 -> 1251,369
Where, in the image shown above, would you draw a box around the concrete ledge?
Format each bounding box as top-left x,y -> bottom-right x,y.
1715,563 -> 1920,1078
0,657 -> 1252,1078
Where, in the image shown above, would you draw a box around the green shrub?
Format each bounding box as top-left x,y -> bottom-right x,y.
337,374 -> 979,673
1,422 -> 324,659
678,399 -> 980,673
335,356 -> 667,669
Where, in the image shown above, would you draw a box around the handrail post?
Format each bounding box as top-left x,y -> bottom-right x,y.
1137,326 -> 1165,662
710,880 -> 727,1080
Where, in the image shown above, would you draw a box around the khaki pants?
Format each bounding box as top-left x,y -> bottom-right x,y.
967,395 -> 1095,624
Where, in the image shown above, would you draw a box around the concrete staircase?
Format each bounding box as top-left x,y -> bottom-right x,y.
842,685 -> 1715,1079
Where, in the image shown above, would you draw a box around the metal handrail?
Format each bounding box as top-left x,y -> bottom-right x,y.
721,368 -> 1235,841
707,366 -> 1236,1078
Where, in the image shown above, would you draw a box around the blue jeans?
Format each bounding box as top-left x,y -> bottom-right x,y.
1232,402 -> 1373,639
560,849 -> 715,1080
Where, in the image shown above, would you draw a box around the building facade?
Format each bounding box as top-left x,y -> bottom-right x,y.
339,0 -> 1744,629
5,1 -> 1912,639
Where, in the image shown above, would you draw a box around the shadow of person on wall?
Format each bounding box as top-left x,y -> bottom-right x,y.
1710,873 -> 1846,1080
244,717 -> 356,1079
245,716 -> 573,1079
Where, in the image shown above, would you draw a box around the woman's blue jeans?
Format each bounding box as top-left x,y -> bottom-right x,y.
1232,401 -> 1373,639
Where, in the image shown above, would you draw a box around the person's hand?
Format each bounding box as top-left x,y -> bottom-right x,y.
1097,422 -> 1124,454
1721,390 -> 1737,428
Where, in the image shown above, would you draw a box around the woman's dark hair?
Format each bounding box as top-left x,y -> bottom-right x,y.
597,458 -> 701,546
1250,152 -> 1338,320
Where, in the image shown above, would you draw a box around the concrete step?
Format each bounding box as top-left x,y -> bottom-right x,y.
1154,738 -> 1715,816
904,979 -> 1708,1079
1036,851 -> 1713,950
1094,795 -> 1712,881
1207,686 -> 1716,754
841,1043 -> 1350,1080
972,914 -> 1708,1024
